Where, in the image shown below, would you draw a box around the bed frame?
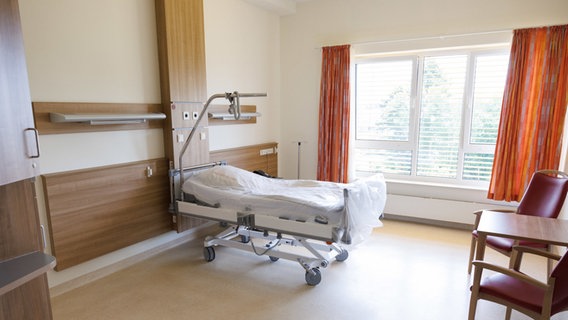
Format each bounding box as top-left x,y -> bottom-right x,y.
173,163 -> 352,286
169,93 -> 364,286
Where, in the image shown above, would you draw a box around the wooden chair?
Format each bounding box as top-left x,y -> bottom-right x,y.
467,170 -> 568,275
468,246 -> 568,320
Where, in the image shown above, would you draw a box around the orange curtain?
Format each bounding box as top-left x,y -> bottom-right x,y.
488,25 -> 568,201
317,44 -> 351,183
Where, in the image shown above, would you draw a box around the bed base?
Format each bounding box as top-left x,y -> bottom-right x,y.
176,200 -> 349,286
202,225 -> 348,286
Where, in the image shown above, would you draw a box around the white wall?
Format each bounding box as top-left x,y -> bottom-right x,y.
279,0 -> 568,223
19,0 -> 164,174
18,0 -> 281,289
204,0 -> 281,151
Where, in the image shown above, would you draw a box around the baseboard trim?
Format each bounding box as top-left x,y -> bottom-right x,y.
49,223 -> 218,297
383,213 -> 473,231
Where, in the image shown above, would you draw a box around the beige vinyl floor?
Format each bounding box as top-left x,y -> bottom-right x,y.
51,220 -> 568,320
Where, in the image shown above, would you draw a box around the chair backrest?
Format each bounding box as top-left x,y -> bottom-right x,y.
516,170 -> 568,218
551,252 -> 568,314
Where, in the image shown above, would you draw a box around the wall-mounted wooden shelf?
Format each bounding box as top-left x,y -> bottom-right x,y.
49,112 -> 166,125
33,102 -> 166,134
0,252 -> 56,296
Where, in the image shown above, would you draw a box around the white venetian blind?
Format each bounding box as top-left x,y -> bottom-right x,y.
417,55 -> 467,178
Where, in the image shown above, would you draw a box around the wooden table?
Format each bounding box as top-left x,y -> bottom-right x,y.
475,210 -> 568,262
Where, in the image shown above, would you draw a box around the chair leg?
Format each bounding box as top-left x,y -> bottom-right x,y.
547,255 -> 552,277
468,265 -> 482,320
467,295 -> 478,320
468,235 -> 477,274
505,307 -> 512,320
546,246 -> 553,277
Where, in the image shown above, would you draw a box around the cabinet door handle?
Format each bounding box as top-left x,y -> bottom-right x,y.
40,225 -> 47,251
25,128 -> 40,158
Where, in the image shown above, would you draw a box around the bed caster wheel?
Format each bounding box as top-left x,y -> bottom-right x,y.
269,256 -> 279,262
240,235 -> 250,243
305,268 -> 321,286
203,246 -> 215,262
335,249 -> 349,262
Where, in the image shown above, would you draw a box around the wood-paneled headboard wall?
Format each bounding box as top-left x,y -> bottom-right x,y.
209,142 -> 278,177
40,143 -> 278,270
41,158 -> 171,270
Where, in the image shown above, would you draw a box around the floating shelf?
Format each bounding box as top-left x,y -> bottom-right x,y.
207,105 -> 259,126
50,112 -> 166,125
0,252 -> 56,296
33,102 -> 165,134
208,112 -> 261,120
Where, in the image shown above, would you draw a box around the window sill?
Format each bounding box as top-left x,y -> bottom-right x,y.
385,178 -> 513,206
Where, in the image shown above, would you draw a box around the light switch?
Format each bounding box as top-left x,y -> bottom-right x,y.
177,134 -> 184,143
200,132 -> 206,140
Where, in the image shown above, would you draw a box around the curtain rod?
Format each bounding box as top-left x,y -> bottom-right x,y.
316,29 -> 513,49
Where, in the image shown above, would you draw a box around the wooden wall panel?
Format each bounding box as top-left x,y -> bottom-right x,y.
209,142 -> 278,177
41,159 -> 171,270
155,0 -> 207,104
171,127 -> 210,169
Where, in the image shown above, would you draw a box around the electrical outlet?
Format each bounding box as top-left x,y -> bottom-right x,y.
260,148 -> 274,156
183,112 -> 190,120
192,112 -> 199,120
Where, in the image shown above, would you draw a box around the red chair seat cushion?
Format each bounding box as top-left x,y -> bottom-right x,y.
480,273 -> 545,314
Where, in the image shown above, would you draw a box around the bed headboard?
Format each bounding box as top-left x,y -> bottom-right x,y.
41,158 -> 171,270
174,142 -> 279,233
209,142 -> 278,177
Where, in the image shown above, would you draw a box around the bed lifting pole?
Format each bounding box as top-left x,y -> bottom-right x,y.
177,92 -> 267,197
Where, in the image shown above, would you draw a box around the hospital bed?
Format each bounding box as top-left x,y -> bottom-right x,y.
170,92 -> 386,285
173,163 -> 386,285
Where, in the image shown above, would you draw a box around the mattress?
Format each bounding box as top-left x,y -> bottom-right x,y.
182,165 -> 387,244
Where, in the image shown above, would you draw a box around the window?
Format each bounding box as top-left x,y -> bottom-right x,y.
354,48 -> 509,186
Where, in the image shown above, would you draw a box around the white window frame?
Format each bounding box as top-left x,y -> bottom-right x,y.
352,46 -> 510,188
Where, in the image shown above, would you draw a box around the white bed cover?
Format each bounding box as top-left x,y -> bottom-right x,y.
182,165 -> 386,244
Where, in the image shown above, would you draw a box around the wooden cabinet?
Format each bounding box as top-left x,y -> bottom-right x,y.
1,180 -> 54,320
0,0 -> 40,186
0,0 -> 55,318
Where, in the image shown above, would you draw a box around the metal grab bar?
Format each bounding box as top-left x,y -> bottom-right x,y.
177,92 -> 267,193
169,161 -> 227,177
